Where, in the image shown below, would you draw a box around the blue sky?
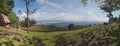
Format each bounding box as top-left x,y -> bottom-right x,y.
13,0 -> 120,22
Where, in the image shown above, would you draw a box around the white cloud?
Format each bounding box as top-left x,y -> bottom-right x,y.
17,7 -> 108,22
16,8 -> 27,20
36,0 -> 46,4
28,10 -> 108,22
36,0 -> 62,8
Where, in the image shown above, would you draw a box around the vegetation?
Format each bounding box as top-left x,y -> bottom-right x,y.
0,0 -> 14,15
19,0 -> 37,33
67,23 -> 75,30
29,24 -> 90,32
21,18 -> 36,28
99,0 -> 120,23
8,12 -> 19,28
0,0 -> 120,46
0,22 -> 119,46
0,0 -> 19,28
81,0 -> 120,23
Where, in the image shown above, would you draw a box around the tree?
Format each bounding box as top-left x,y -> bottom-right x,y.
68,23 -> 75,30
81,0 -> 120,23
19,0 -> 37,33
0,0 -> 17,27
8,12 -> 19,28
99,0 -> 120,23
21,18 -> 36,28
0,0 -> 14,15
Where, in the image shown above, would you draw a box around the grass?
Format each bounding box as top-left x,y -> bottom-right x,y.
18,24 -> 110,46
0,22 -> 119,46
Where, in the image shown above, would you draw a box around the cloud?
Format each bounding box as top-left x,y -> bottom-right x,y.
28,10 -> 108,22
36,0 -> 46,3
36,0 -> 62,8
86,8 -> 109,22
17,7 -> 108,22
15,8 -> 27,20
15,0 -> 109,22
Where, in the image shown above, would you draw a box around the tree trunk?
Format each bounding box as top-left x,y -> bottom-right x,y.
108,12 -> 113,23
26,0 -> 30,33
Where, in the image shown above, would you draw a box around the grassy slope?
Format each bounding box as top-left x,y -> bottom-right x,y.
19,23 -> 119,46
0,23 -> 119,46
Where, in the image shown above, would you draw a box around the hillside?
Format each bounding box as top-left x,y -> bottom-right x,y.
0,23 -> 119,46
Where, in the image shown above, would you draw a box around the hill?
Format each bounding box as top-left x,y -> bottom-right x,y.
0,22 -> 119,46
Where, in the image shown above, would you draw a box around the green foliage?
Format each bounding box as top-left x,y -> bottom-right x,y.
1,20 -> 120,46
100,0 -> 120,12
54,23 -> 120,46
99,0 -> 120,22
81,0 -> 102,6
8,12 -> 19,27
0,0 -> 17,27
0,22 -> 117,46
0,0 -> 14,15
0,30 -> 44,46
67,23 -> 75,30
21,18 -> 36,27
55,35 -> 67,46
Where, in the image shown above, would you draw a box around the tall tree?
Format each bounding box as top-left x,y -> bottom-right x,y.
99,0 -> 120,23
20,0 -> 37,33
81,0 -> 120,23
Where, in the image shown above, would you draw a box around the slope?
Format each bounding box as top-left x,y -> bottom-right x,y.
0,22 -> 119,46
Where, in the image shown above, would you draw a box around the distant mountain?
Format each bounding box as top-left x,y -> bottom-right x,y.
37,20 -> 104,27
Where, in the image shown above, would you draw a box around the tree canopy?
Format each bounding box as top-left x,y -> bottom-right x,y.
8,12 -> 19,27
0,0 -> 14,15
99,0 -> 120,22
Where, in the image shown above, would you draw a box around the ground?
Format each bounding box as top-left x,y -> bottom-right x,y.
0,22 -> 119,46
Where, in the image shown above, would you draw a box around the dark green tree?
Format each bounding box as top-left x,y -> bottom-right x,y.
8,12 -> 19,28
68,23 -> 75,30
0,0 -> 14,15
99,0 -> 120,23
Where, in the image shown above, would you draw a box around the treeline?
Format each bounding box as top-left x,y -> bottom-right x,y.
29,23 -> 91,32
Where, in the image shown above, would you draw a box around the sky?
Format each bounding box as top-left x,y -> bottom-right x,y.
13,0 -> 120,23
